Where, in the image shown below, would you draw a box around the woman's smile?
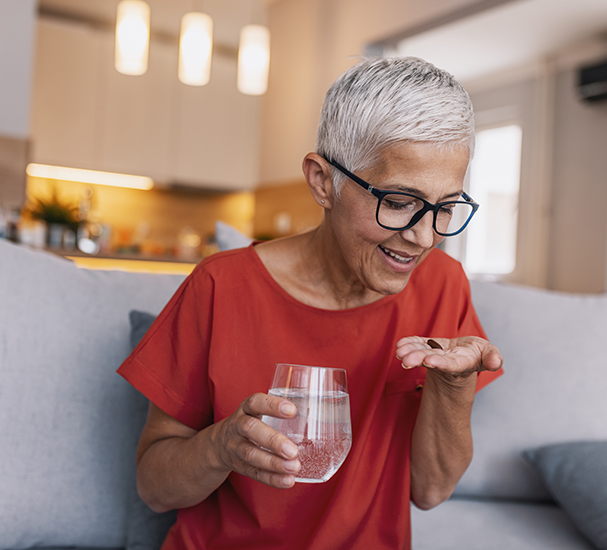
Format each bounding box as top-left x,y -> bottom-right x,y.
378,244 -> 418,273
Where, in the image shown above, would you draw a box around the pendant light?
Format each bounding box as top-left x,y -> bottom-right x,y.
178,12 -> 214,86
237,24 -> 270,95
115,0 -> 151,76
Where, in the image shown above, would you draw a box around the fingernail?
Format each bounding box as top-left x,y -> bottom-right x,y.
280,402 -> 296,416
282,442 -> 298,459
281,475 -> 295,487
401,361 -> 413,370
284,459 -> 300,473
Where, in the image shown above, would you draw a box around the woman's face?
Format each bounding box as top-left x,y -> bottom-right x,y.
329,141 -> 470,296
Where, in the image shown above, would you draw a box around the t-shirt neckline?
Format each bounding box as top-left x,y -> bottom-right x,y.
247,242 -> 401,315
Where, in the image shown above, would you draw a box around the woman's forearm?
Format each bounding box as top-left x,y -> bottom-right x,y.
410,371 -> 477,510
136,421 -> 231,513
136,395 -> 301,513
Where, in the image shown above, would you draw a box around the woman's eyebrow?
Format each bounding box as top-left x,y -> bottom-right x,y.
386,185 -> 463,201
440,191 -> 464,200
374,183 -> 427,195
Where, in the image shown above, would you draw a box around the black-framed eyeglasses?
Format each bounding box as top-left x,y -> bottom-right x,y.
326,158 -> 479,237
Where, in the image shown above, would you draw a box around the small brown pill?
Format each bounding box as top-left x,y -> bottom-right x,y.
427,339 -> 443,350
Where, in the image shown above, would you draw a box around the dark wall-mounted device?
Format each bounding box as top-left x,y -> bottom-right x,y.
578,59 -> 607,103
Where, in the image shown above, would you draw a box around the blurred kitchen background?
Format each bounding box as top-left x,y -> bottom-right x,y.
1,0 -> 607,290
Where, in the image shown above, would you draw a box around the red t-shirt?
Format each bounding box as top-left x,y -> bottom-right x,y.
118,244 -> 501,550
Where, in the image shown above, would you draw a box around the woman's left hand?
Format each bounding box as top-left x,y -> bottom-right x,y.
396,336 -> 503,380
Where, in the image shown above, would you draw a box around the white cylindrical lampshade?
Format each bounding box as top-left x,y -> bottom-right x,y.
115,0 -> 150,76
179,12 -> 214,86
237,24 -> 270,95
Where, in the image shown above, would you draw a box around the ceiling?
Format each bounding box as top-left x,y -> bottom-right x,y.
38,0 -> 266,46
38,0 -> 607,84
394,0 -> 607,83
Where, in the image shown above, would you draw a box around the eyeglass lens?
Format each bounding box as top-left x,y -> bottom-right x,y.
378,194 -> 475,235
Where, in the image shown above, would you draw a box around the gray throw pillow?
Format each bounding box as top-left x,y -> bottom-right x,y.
125,310 -> 177,550
523,441 -> 607,550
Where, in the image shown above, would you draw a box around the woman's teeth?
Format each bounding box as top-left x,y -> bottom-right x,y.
380,245 -> 413,264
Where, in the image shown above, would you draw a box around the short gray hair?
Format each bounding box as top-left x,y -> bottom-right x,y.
316,57 -> 475,194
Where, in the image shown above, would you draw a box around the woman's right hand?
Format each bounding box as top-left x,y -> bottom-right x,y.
210,393 -> 301,488
135,395 -> 301,513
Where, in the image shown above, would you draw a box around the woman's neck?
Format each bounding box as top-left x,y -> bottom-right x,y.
255,222 -> 386,310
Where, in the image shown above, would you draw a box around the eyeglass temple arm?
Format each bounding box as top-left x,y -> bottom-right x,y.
329,157 -> 479,210
326,158 -> 376,194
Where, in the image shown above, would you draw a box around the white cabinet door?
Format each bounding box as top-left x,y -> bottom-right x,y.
30,19 -> 102,169
170,53 -> 260,190
97,33 -> 175,182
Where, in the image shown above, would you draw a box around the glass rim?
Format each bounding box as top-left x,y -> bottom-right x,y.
275,363 -> 347,374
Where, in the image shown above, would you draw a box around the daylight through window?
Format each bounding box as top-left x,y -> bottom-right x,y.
464,124 -> 522,275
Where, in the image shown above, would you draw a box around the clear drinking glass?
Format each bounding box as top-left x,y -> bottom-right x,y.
262,363 -> 352,483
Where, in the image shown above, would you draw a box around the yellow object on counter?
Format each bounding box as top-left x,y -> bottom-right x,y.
66,256 -> 197,275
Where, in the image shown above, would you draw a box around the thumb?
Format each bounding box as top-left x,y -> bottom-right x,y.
481,346 -> 503,372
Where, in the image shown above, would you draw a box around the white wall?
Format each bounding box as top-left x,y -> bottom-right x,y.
549,67 -> 607,293
260,0 -> 486,185
467,56 -> 607,293
0,0 -> 37,138
261,0 -> 607,293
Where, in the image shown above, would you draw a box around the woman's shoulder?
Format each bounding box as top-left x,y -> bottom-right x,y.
188,245 -> 261,283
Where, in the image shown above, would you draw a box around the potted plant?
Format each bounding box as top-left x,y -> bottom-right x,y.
28,191 -> 80,249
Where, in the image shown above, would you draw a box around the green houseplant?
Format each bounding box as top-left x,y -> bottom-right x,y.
29,193 -> 80,226
28,191 -> 80,249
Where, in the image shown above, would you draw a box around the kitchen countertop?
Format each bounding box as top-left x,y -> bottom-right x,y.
54,249 -> 198,274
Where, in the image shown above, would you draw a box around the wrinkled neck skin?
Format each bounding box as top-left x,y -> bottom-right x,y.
255,217 -> 406,312
303,218 -> 391,309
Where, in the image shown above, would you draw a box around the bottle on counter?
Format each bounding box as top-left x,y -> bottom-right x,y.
176,226 -> 202,261
6,209 -> 21,243
0,206 -> 7,240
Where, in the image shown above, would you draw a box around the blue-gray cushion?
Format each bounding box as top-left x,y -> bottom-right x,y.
523,441 -> 607,550
0,239 -> 185,548
125,310 -> 177,550
129,310 -> 158,351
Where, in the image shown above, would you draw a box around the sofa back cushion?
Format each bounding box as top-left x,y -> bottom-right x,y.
0,240 -> 185,548
454,280 -> 607,500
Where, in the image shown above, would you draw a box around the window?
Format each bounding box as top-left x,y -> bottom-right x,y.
443,124 -> 522,277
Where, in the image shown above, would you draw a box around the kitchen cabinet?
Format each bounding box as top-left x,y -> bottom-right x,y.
172,54 -> 260,189
30,18 -> 261,190
30,20 -> 102,170
97,33 -> 175,183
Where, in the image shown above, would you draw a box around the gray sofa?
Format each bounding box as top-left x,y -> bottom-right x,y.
1,237 -> 605,549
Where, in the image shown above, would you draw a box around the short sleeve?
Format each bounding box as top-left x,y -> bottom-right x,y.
117,265 -> 215,430
455,271 -> 503,392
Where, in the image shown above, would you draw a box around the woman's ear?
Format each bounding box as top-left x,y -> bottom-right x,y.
302,153 -> 334,208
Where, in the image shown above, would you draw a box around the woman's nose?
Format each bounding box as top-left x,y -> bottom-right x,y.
400,211 -> 436,249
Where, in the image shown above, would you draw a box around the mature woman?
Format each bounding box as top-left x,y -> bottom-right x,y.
118,57 -> 502,550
